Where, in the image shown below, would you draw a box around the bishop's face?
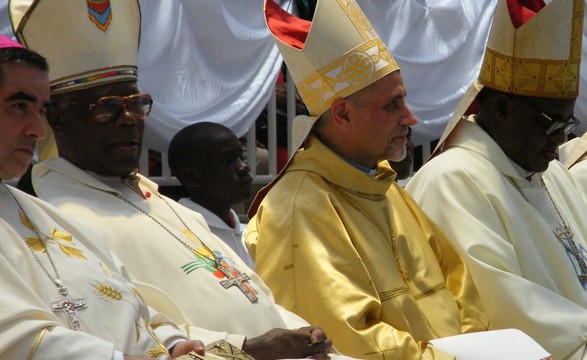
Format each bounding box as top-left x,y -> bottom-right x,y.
495,95 -> 576,173
344,71 -> 417,168
50,81 -> 147,177
0,63 -> 49,180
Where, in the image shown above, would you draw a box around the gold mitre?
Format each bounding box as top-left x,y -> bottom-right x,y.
432,0 -> 584,157
265,0 -> 400,150
9,0 -> 140,95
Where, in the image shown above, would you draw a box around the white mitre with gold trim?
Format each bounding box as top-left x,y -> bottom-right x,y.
265,0 -> 400,151
9,0 -> 140,95
248,0 -> 399,218
432,0 -> 584,158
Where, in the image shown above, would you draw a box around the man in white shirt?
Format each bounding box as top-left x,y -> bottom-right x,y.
168,122 -> 255,269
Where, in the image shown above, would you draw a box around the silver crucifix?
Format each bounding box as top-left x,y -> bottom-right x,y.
50,286 -> 87,331
217,265 -> 258,303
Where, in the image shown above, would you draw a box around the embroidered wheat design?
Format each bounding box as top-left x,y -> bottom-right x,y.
25,236 -> 46,252
58,244 -> 86,259
50,228 -> 73,242
100,263 -> 114,277
19,215 -> 87,260
146,343 -> 170,358
94,283 -> 123,301
19,210 -> 36,231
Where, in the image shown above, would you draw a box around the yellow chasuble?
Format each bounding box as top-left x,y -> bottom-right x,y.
247,134 -> 489,360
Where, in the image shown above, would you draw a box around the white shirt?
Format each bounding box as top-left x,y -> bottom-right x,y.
178,198 -> 255,270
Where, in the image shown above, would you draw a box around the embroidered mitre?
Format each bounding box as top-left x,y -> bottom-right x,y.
247,0 -> 400,218
433,0 -> 584,157
10,0 -> 140,95
265,0 -> 400,151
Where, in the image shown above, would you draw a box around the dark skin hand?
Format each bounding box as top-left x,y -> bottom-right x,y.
242,326 -> 333,360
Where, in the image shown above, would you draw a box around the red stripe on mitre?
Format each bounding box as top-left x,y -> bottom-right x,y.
265,0 -> 311,50
506,0 -> 545,28
87,0 -> 110,14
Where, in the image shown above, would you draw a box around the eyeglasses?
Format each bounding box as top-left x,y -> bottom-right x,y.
517,96 -> 579,135
63,93 -> 153,123
88,93 -> 153,123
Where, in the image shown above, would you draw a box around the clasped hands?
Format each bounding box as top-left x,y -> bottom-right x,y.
125,325 -> 332,360
243,326 -> 333,360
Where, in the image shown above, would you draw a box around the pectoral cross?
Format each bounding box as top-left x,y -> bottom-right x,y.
50,286 -> 87,331
217,265 -> 258,303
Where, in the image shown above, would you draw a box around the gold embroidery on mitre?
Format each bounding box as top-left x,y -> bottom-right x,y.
571,1 -> 584,59
337,0 -> 377,41
298,38 -> 399,115
479,47 -> 580,98
479,0 -> 583,99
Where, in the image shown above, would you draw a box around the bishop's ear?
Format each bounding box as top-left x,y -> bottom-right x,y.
492,94 -> 510,120
331,97 -> 352,129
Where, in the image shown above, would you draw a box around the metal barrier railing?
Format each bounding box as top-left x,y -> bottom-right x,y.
143,69 -> 432,188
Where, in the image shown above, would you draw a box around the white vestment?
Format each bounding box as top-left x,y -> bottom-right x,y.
33,158 -> 352,359
178,198 -> 254,270
406,117 -> 587,360
559,133 -> 587,204
0,184 -> 186,360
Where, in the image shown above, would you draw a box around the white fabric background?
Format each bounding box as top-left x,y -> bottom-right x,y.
1,0 -> 586,147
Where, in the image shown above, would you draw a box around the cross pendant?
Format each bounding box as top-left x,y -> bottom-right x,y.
217,265 -> 258,303
50,286 -> 87,331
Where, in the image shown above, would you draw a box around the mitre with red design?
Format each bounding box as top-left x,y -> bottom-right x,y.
432,0 -> 584,158
265,0 -> 400,151
249,0 -> 400,218
9,0 -> 140,94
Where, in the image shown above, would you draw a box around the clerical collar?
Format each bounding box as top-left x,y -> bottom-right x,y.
339,154 -> 378,177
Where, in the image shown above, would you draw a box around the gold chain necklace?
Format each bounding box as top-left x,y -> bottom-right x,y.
507,176 -> 587,286
112,190 -> 259,303
3,184 -> 87,330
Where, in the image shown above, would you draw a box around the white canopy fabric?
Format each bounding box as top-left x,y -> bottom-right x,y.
135,0 -> 294,152
360,0 -> 498,145
1,0 -> 586,148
